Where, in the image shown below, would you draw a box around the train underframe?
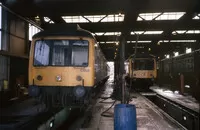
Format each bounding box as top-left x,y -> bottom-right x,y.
126,76 -> 156,91
28,76 -> 109,108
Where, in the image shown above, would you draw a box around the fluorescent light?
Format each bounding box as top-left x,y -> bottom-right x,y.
99,42 -> 106,44
127,41 -> 151,43
185,85 -> 190,88
159,40 -> 196,43
174,52 -> 179,57
106,41 -> 115,43
186,48 -> 192,53
131,31 -> 163,35
165,54 -> 170,58
170,40 -> 196,42
133,46 -> 144,48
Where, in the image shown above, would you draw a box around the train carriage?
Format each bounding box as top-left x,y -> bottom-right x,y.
158,49 -> 200,101
28,24 -> 109,108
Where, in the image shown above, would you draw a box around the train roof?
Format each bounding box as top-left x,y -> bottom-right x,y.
127,53 -> 156,59
32,24 -> 95,39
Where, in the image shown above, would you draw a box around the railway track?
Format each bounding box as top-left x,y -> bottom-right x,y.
142,91 -> 199,130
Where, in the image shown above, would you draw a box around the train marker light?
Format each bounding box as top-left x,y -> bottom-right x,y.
56,75 -> 62,82
183,116 -> 187,121
185,85 -> 190,88
50,119 -> 54,128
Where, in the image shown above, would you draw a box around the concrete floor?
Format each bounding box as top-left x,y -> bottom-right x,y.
150,86 -> 199,113
84,80 -> 183,130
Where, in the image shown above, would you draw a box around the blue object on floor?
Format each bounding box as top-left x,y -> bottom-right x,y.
114,104 -> 137,130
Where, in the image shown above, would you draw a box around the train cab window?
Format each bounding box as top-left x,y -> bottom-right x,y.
34,41 -> 50,66
52,40 -> 71,66
34,40 -> 88,66
71,41 -> 88,66
133,59 -> 154,70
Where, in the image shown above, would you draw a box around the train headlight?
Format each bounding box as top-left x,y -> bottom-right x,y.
56,75 -> 62,82
73,86 -> 85,98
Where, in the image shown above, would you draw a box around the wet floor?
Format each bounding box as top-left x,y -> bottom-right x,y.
83,79 -> 183,130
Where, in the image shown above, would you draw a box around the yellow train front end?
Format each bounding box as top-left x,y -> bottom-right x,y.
127,55 -> 157,89
28,34 -> 96,107
128,58 -> 157,80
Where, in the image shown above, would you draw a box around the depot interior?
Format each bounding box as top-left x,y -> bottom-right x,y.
0,0 -> 199,130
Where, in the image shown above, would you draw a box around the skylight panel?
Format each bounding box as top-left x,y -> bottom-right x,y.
44,17 -> 54,23
106,41 -> 116,43
137,13 -> 161,21
192,14 -> 200,20
104,32 -> 121,36
62,14 -> 125,23
84,15 -> 106,22
62,16 -> 89,23
186,30 -> 200,34
131,31 -> 144,35
95,32 -> 104,36
101,14 -> 125,22
159,40 -> 196,43
155,12 -> 185,20
172,30 -> 187,34
99,42 -> 106,44
172,30 -> 200,35
170,40 -> 196,42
